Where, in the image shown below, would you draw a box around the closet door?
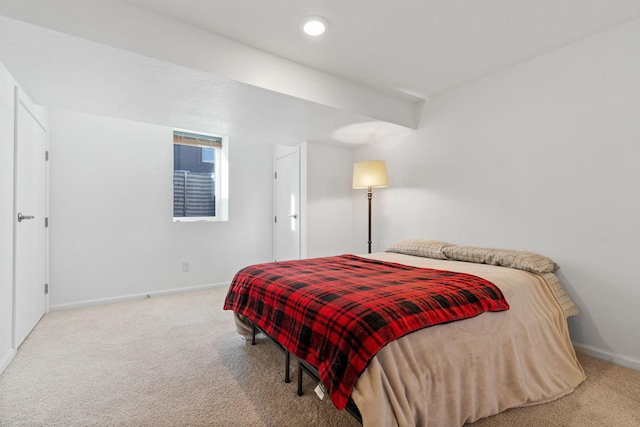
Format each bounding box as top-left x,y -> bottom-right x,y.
273,147 -> 301,262
13,87 -> 47,348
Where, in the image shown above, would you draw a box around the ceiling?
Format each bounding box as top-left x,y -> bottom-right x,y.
0,14 -> 377,145
1,1 -> 639,144
124,0 -> 640,99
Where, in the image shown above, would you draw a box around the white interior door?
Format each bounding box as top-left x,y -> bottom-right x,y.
274,149 -> 300,262
13,89 -> 47,348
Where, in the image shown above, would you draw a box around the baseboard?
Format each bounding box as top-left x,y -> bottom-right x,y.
0,348 -> 16,375
49,282 -> 230,311
573,341 -> 640,371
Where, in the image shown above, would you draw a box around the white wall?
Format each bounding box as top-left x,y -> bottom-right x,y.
354,19 -> 640,368
0,63 -> 16,372
48,109 -> 273,308
302,142 -> 353,258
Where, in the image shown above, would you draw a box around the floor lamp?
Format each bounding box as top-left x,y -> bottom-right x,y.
352,160 -> 388,254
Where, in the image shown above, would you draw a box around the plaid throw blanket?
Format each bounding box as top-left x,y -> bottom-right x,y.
224,255 -> 509,410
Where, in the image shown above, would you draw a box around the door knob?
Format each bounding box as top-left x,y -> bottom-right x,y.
17,213 -> 35,222
288,214 -> 298,219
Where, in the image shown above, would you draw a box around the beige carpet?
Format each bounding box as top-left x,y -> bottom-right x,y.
0,287 -> 638,426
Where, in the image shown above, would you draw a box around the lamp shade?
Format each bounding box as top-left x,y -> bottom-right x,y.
352,160 -> 389,189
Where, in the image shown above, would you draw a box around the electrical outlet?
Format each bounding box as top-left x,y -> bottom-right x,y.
182,261 -> 190,272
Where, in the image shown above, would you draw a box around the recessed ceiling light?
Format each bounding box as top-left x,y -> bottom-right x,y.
301,16 -> 329,36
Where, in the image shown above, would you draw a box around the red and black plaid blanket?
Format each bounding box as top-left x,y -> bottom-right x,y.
223,255 -> 509,410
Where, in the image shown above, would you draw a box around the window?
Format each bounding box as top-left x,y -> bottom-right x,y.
173,129 -> 228,221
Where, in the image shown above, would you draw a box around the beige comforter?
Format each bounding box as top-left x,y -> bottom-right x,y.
233,253 -> 585,426
351,253 -> 585,426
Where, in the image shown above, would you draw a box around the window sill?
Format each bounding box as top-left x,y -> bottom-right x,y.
173,216 -> 219,223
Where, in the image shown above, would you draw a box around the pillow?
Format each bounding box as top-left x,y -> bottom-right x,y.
442,245 -> 557,274
385,239 -> 454,260
540,272 -> 580,318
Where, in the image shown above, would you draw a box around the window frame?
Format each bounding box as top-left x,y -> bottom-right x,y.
172,128 -> 229,223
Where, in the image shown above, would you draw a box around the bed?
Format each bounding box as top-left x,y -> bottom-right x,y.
224,240 -> 586,426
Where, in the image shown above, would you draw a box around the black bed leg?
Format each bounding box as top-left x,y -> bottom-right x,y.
285,351 -> 291,383
297,360 -> 303,396
251,324 -> 256,345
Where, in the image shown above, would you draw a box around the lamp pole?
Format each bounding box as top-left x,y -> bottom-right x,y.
367,186 -> 373,254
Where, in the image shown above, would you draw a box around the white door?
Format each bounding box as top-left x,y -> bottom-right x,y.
13,89 -> 47,348
274,149 -> 300,262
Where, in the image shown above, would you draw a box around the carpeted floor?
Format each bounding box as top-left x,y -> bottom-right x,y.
0,287 -> 638,426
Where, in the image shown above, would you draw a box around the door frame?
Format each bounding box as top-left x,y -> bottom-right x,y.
12,85 -> 49,349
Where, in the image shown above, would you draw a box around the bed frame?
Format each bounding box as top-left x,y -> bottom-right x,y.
251,323 -> 291,383
251,323 -> 362,424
